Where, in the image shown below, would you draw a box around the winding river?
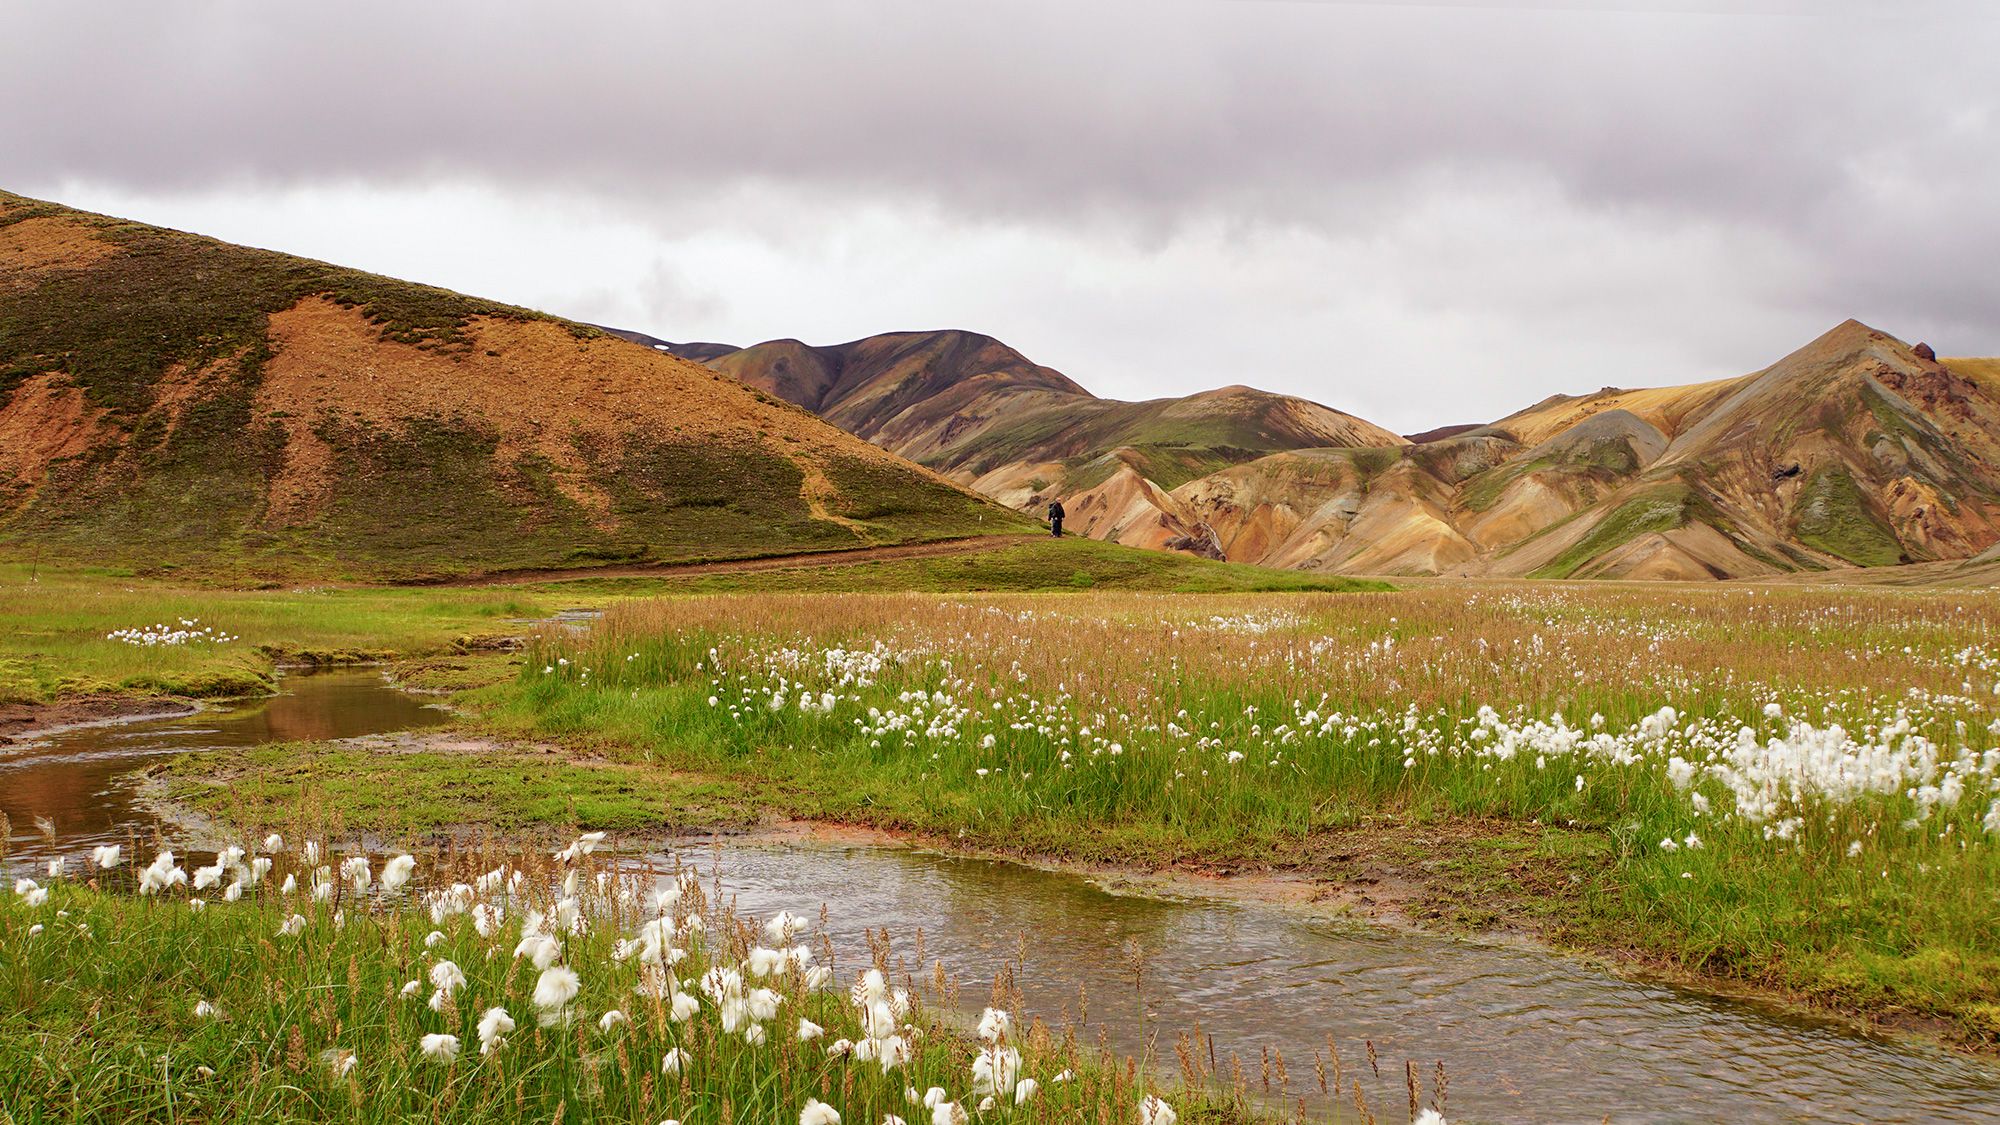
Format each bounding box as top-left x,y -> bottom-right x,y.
4,668 -> 1998,1123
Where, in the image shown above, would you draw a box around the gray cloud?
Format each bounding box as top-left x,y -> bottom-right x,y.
4,0 -> 1997,430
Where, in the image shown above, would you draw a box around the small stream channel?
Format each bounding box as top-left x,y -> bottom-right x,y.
4,669 -> 1999,1123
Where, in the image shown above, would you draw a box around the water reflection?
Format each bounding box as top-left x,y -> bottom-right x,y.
0,668 -> 445,864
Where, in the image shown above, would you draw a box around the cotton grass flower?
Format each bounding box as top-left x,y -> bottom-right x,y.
1138,1095 -> 1178,1125
798,1017 -> 825,1041
193,1000 -> 220,1019
533,965 -> 581,1025
138,851 -> 185,895
380,854 -> 416,893
975,1007 -> 1011,1043
262,833 -> 284,852
971,1045 -> 1021,1096
278,914 -> 306,936
661,1047 -> 691,1074
1414,1112 -> 1448,1125
477,1007 -> 516,1054
429,959 -> 466,995
929,1102 -> 967,1125
799,1099 -> 841,1125
340,856 -> 370,892
90,844 -> 121,869
598,1009 -> 628,1033
419,1033 -> 460,1062
1013,1078 -> 1040,1105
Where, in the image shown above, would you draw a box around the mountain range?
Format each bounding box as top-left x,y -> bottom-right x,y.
635,322 -> 2000,580
6,184 -> 1996,584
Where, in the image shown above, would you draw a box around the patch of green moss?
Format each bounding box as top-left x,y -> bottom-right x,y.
1793,465 -> 1908,567
1530,482 -> 1708,578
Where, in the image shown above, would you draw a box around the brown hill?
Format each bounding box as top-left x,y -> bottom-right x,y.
0,190 -> 1029,579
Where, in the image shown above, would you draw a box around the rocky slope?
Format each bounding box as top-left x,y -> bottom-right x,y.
680,318 -> 2000,580
1175,321 -> 2000,578
0,190 -> 1027,579
688,331 -> 1406,554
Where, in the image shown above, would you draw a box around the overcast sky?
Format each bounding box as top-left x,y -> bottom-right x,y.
5,1 -> 1996,431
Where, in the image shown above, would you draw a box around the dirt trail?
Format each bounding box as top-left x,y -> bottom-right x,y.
413,534 -> 1044,587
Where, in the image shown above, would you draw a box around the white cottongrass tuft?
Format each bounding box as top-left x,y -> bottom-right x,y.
91,844 -> 121,869
138,851 -> 186,895
661,1047 -> 691,1075
598,1009 -> 629,1033
975,1007 -> 1011,1043
799,1099 -> 841,1125
380,854 -> 417,893
477,1007 -> 516,1054
533,965 -> 581,1024
1138,1095 -> 1178,1125
419,1033 -> 460,1062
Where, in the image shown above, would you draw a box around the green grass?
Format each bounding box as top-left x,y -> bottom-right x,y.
162,743 -> 763,836
0,563 -> 569,703
0,545 -> 1367,704
548,539 -> 1392,597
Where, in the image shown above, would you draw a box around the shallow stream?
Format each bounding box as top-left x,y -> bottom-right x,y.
4,669 -> 1998,1123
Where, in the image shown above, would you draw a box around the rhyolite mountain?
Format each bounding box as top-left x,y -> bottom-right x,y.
0,190 -> 1029,579
678,331 -> 1406,554
673,322 -> 2000,580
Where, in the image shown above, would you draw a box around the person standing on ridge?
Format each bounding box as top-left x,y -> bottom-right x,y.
1047,498 -> 1065,538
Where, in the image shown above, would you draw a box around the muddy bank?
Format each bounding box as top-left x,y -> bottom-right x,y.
0,693 -> 199,745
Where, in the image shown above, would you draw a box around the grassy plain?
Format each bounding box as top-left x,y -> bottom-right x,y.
448,584 -> 2000,1041
0,541 -> 1376,706
0,563 -> 559,703
16,547 -> 2000,1049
